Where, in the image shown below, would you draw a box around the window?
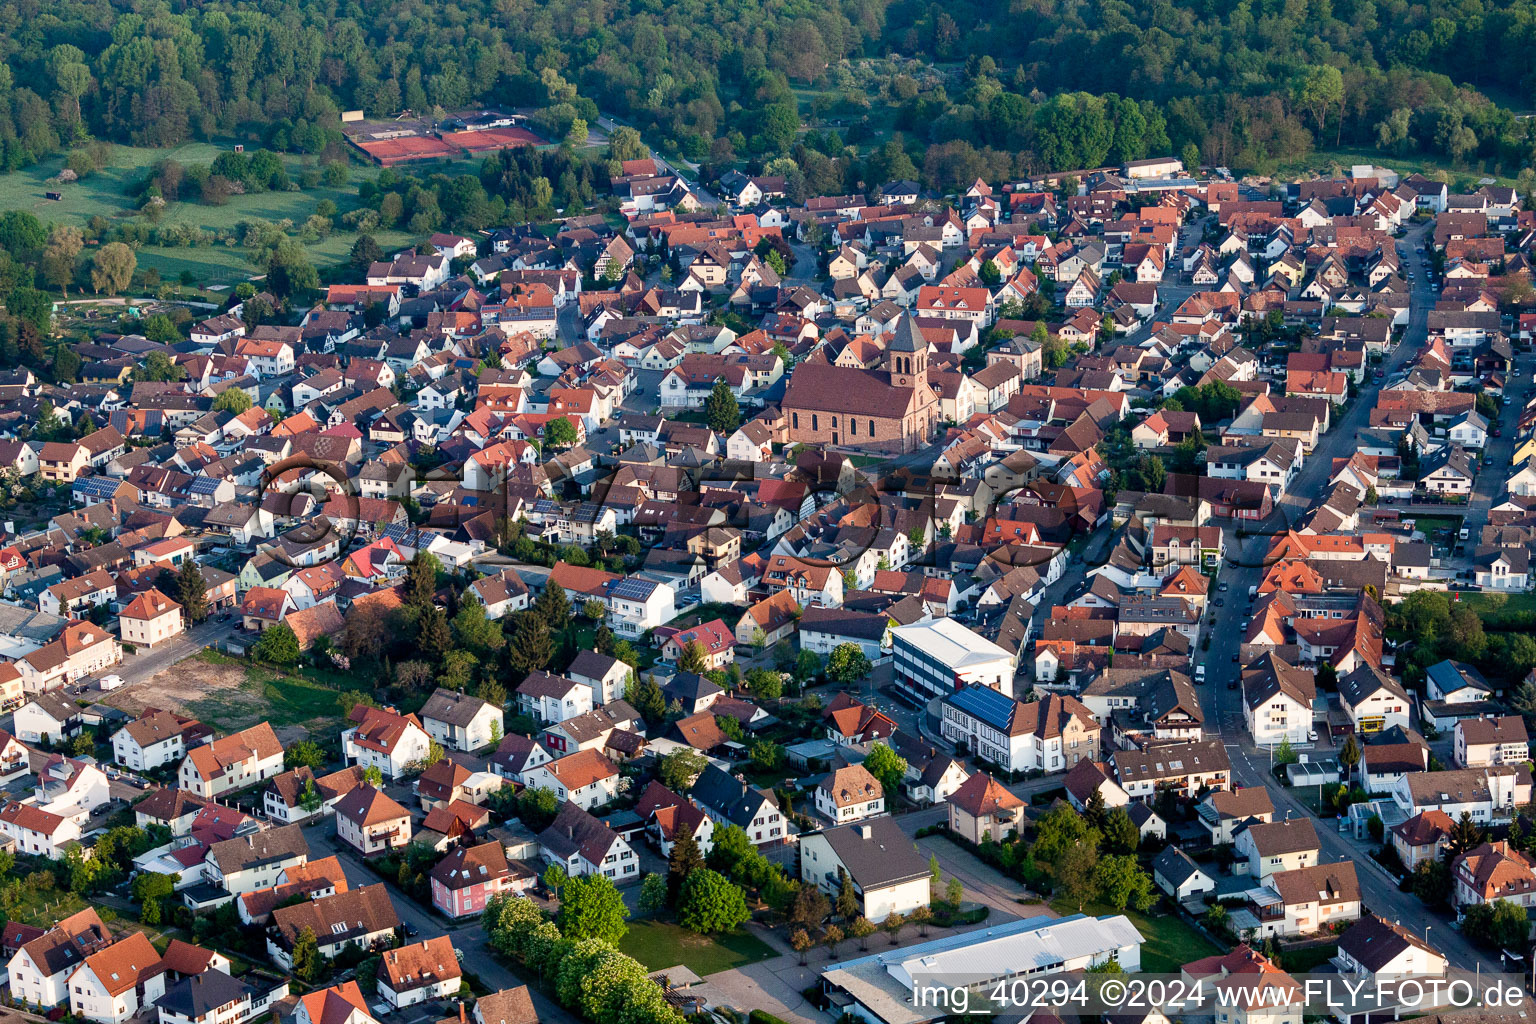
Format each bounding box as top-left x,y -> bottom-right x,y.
812,414 -> 818,431
792,412 -> 799,429
869,419 -> 876,434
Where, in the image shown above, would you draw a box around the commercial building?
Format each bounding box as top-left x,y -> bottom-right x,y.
891,619 -> 1015,702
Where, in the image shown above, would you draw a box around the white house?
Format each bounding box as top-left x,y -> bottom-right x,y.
419,689 -> 503,753
112,709 -> 208,772
814,765 -> 885,824
69,932 -> 166,1024
537,801 -> 639,880
1242,655 -> 1317,747
522,749 -> 620,811
6,908 -> 111,1008
799,816 -> 930,923
1338,664 -> 1412,735
341,706 -> 433,780
375,937 -> 461,1009
177,723 -> 284,799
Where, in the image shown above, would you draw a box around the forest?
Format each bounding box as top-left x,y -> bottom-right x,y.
0,0 -> 1534,187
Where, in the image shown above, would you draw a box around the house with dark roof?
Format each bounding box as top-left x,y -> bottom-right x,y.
155,965 -> 288,1024
689,763 -> 784,846
269,884 -> 398,970
536,801 -> 638,880
419,688 -> 503,753
798,816 -> 929,922
1152,846 -> 1215,901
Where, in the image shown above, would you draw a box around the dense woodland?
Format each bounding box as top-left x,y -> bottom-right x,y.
1,0 -> 1536,183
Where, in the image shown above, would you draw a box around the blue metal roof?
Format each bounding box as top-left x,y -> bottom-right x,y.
945,684 -> 1016,730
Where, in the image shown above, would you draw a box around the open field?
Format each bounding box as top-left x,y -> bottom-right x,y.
617,920 -> 778,975
1275,147 -> 1519,188
105,649 -> 347,742
0,143 -> 416,287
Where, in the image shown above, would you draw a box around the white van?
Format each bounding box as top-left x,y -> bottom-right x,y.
1195,665 -> 1207,683
98,674 -> 124,691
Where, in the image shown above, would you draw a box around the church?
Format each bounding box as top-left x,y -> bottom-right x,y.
781,314 -> 941,453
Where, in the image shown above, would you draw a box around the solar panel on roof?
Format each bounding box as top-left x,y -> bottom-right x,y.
605,577 -> 656,600
947,684 -> 1015,729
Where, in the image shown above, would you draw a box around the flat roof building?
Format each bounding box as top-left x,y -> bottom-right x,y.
891,618 -> 1015,701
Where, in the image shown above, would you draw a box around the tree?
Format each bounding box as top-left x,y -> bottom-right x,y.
507,613 -> 555,675
1054,844 -> 1101,911
132,871 -> 176,923
350,234 -> 384,269
677,639 -> 709,674
404,551 -> 440,607
212,388 -> 253,413
40,226 -> 82,296
1462,900 -> 1530,950
820,924 -> 844,959
835,871 -> 859,920
533,582 -> 571,633
452,599 -> 504,657
790,928 -> 813,964
291,925 -> 322,982
0,211 -> 47,263
1273,737 -> 1299,766
90,242 -> 136,296
542,863 -> 569,901
638,873 -> 668,915
826,643 -> 872,685
176,559 -> 209,623
882,911 -> 905,945
1446,811 -> 1485,859
658,748 -> 708,791
795,648 -> 822,683
908,904 -> 933,937
544,417 -> 579,449
929,854 -> 942,897
1339,735 -> 1361,781
705,381 -> 741,433
1102,807 -> 1139,855
1033,803 -> 1099,865
253,623 -> 300,665
557,874 -> 629,944
1412,858 -> 1451,905
789,884 -> 830,933
1094,854 -> 1155,912
862,742 -> 908,800
285,741 -> 326,770
299,778 -> 322,814
945,877 -> 963,908
677,868 -> 751,934
582,598 -> 606,622
667,829 -> 706,904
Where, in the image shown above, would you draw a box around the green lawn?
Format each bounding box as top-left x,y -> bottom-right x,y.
617,920 -> 777,976
0,142 -> 415,287
9,890 -> 86,927
1462,592 -> 1536,615
185,657 -> 347,736
1050,898 -> 1219,973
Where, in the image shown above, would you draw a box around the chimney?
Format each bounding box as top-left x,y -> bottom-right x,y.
858,824 -> 872,839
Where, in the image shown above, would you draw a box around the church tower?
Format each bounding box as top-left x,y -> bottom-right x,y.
885,313 -> 928,388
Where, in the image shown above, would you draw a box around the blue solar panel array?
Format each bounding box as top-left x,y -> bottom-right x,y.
605,577 -> 657,601
946,683 -> 1015,730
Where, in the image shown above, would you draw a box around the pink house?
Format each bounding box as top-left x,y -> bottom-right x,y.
428,841 -> 534,918
658,618 -> 736,670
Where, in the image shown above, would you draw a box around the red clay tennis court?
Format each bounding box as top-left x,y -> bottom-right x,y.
352,135 -> 462,166
441,126 -> 543,152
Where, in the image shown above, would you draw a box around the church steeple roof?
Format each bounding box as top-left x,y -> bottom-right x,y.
888,313 -> 926,353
